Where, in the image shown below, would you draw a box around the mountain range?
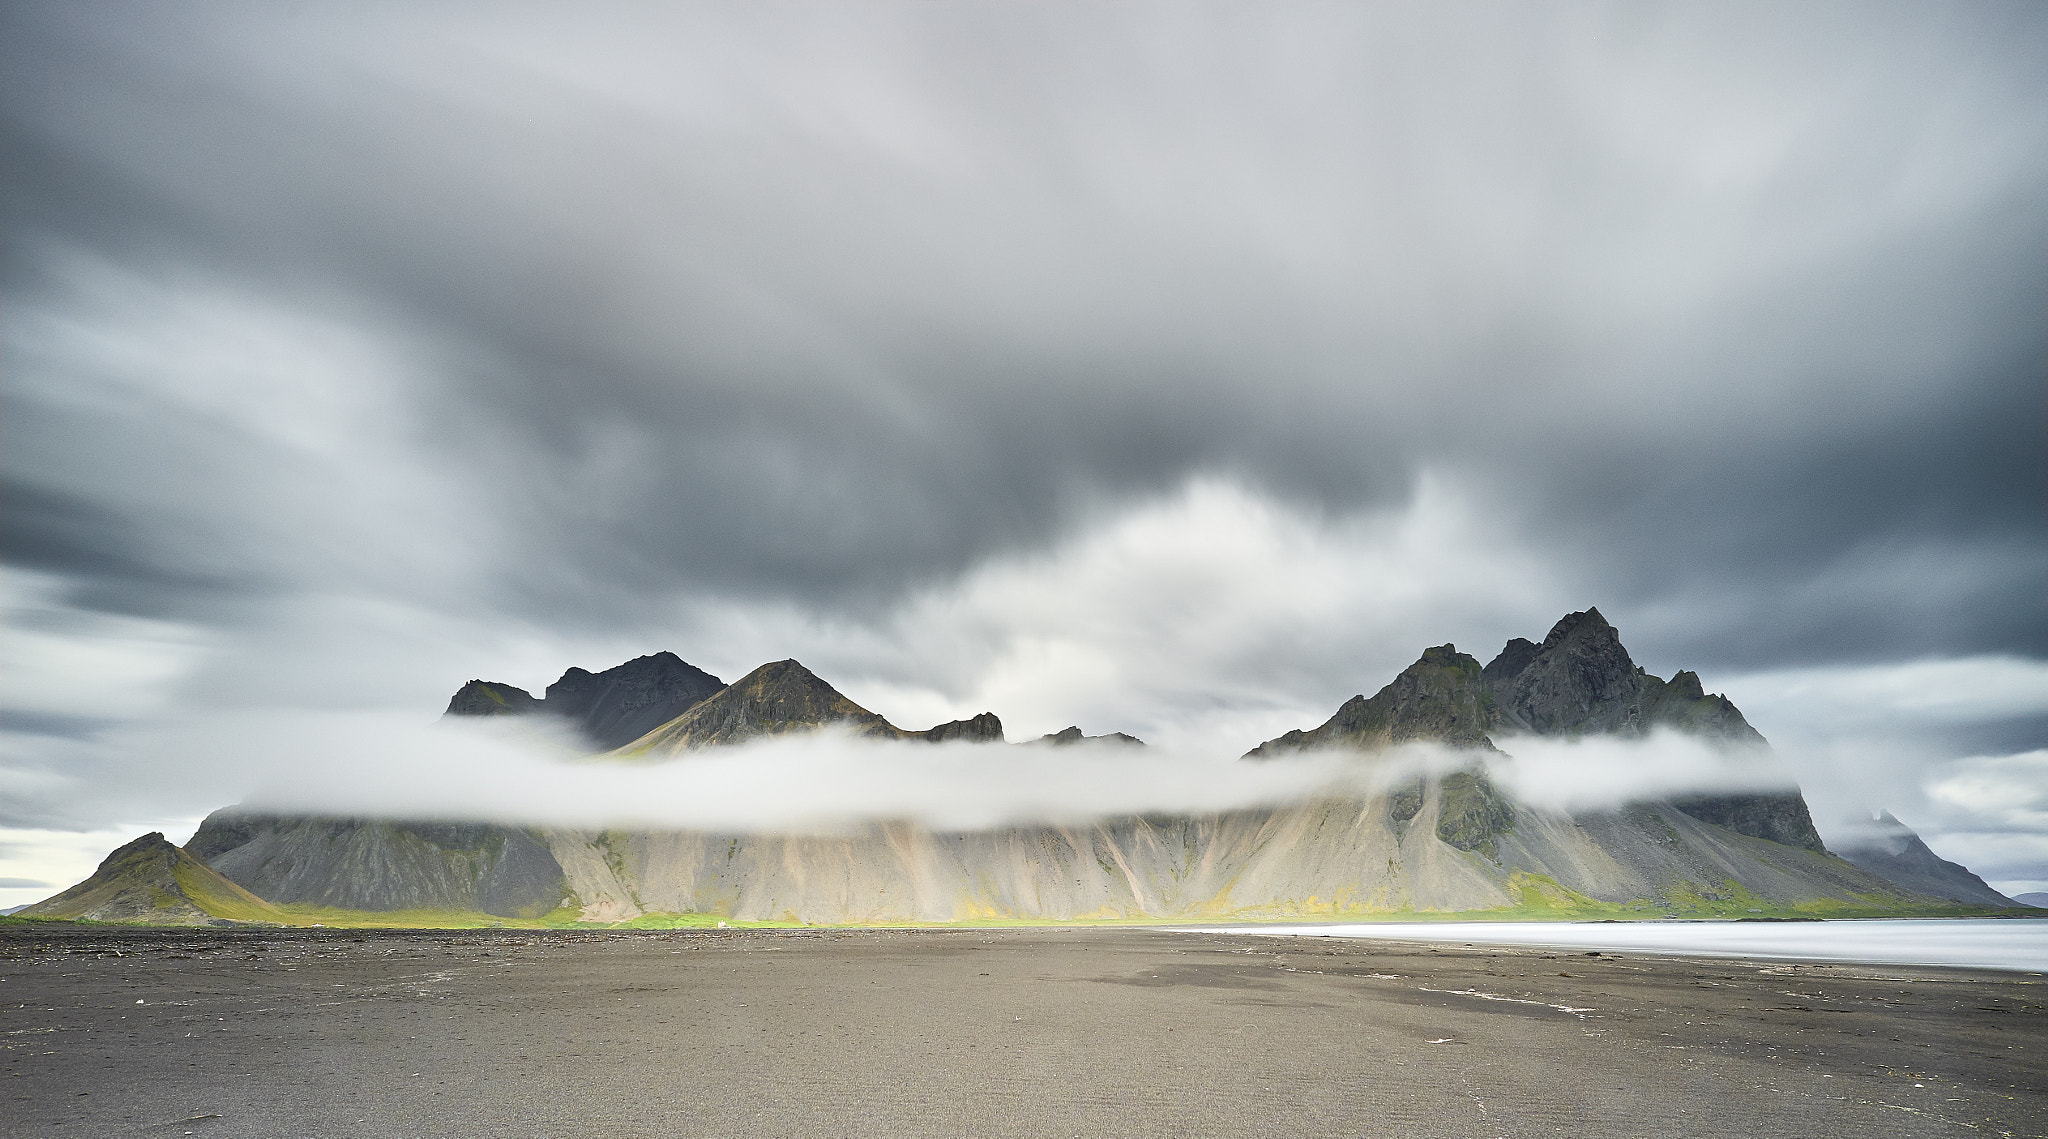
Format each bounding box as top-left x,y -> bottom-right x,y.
18,609 -> 2022,925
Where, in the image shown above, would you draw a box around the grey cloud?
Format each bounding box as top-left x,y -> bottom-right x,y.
1,2 -> 2044,867
4,2 -> 2042,662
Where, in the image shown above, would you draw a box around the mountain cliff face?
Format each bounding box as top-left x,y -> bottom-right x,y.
538,788 -> 1923,924
1831,811 -> 2017,907
17,833 -> 281,924
444,652 -> 726,750
185,813 -> 568,918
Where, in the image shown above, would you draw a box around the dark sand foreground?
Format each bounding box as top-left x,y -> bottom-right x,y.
3,925 -> 2042,1138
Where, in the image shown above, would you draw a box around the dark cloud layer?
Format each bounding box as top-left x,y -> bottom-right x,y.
6,0 -> 2041,655
2,2 -> 2045,891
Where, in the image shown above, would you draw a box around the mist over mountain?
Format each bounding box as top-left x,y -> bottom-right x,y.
1247,610 -> 1824,853
1830,810 -> 2017,907
20,610 -> 1990,925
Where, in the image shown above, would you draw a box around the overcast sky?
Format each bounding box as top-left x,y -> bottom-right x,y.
3,1 -> 2044,904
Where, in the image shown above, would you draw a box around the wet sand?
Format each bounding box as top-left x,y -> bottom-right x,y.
3,925 -> 2043,1138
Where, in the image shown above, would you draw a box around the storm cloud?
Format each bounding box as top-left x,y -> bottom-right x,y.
2,1 -> 2044,898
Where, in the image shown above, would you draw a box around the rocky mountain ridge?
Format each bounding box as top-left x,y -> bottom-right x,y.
446,651 -> 725,750
23,610 -> 2022,924
458,655 -> 1019,753
1246,609 -> 1824,853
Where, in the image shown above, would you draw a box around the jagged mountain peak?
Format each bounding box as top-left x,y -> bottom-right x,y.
542,651 -> 726,749
1244,609 -> 1825,854
614,657 -> 899,755
1497,610 -> 1643,737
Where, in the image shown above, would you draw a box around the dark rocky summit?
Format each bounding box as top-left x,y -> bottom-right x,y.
1831,811 -> 2017,907
443,651 -> 725,750
1485,609 -> 1761,743
444,680 -> 543,717
543,652 -> 727,749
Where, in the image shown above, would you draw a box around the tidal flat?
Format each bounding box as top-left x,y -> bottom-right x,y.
3,925 -> 2043,1138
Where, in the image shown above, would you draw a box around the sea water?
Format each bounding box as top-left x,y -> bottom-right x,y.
1174,918 -> 2048,972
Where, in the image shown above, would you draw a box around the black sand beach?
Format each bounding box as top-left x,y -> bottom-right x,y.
3,925 -> 2042,1138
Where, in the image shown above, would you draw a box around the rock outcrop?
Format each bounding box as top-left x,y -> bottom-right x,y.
916,713 -> 1006,744
1027,726 -> 1145,747
1831,811 -> 2017,907
17,833 -> 281,925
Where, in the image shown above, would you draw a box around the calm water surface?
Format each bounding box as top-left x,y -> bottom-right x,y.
1176,918 -> 2048,972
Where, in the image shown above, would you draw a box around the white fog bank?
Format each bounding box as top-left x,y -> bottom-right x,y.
142,714 -> 1810,835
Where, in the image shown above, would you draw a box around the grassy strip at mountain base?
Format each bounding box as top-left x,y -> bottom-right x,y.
7,888 -> 2030,930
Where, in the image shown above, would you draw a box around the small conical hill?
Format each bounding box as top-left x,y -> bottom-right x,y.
17,832 -> 282,925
